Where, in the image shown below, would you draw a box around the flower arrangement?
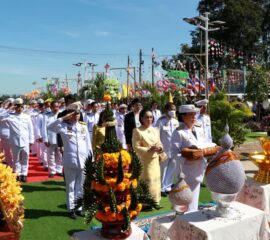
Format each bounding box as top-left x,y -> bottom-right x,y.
0,154 -> 24,234
76,102 -> 158,239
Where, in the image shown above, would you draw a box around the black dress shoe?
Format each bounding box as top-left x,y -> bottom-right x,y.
69,211 -> 77,219
21,176 -> 27,182
76,210 -> 84,217
16,175 -> 21,182
49,174 -> 55,178
142,205 -> 153,211
44,167 -> 48,171
56,172 -> 63,177
161,191 -> 168,197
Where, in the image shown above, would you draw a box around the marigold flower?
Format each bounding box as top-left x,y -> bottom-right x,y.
103,94 -> 111,102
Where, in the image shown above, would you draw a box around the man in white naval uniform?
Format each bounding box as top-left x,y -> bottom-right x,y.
0,98 -> 34,182
151,101 -> 161,126
35,99 -> 49,170
155,102 -> 179,196
48,102 -> 92,219
171,104 -> 210,212
116,104 -> 127,149
195,99 -> 212,143
27,99 -> 39,156
0,98 -> 14,170
42,101 -> 63,178
83,101 -> 99,142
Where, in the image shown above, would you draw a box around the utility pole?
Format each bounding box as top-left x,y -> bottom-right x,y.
183,12 -> 225,100
133,67 -> 136,97
77,72 -> 81,95
65,74 -> 68,88
139,49 -> 143,85
152,48 -> 155,87
91,64 -> 97,80
127,55 -> 130,99
205,12 -> 209,100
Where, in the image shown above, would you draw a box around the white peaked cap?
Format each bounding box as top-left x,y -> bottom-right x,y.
14,98 -> 24,105
66,101 -> 83,111
6,98 -> 15,103
85,99 -> 94,105
119,104 -> 128,109
195,99 -> 209,107
179,104 -> 199,113
30,99 -> 37,104
37,99 -> 44,104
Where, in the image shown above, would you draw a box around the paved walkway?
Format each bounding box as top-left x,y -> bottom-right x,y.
234,140 -> 261,177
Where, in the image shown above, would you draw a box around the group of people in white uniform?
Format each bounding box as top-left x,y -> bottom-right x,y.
0,94 -> 213,217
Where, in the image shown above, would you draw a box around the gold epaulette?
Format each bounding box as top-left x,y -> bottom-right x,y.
79,121 -> 86,125
194,121 -> 202,127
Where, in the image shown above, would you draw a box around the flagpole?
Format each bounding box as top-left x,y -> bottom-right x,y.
152,47 -> 154,87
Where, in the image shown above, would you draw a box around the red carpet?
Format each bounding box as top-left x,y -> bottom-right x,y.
27,155 -> 63,183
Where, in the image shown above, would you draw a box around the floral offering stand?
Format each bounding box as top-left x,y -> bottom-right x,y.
75,95 -> 158,239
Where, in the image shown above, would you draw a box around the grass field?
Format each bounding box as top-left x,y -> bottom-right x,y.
21,180 -> 211,240
245,132 -> 267,142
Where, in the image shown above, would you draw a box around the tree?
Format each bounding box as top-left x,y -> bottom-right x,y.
209,91 -> 252,146
245,65 -> 269,120
245,65 -> 269,102
197,0 -> 263,50
80,73 -> 106,101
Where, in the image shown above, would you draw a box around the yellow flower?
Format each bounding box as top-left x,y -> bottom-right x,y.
0,160 -> 24,233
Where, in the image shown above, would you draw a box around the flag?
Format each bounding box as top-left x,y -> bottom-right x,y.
210,79 -> 216,92
187,79 -> 194,89
122,84 -> 127,98
187,79 -> 198,93
117,91 -> 121,100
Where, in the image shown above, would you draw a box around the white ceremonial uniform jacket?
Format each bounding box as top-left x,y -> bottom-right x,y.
171,122 -> 208,184
155,115 -> 179,158
151,109 -> 161,126
42,112 -> 59,145
83,111 -> 100,136
116,113 -> 127,149
0,112 -> 34,147
29,109 -> 39,139
35,112 -> 46,139
0,109 -> 12,139
47,119 -> 92,169
196,113 -> 212,143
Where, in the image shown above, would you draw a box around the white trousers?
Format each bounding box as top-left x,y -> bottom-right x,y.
64,167 -> 84,211
37,142 -> 48,167
11,145 -> 29,176
160,157 -> 178,192
2,138 -> 13,170
31,141 -> 38,155
47,144 -> 63,174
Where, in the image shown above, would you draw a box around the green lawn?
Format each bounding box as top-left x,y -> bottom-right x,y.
21,180 -> 211,240
245,132 -> 267,143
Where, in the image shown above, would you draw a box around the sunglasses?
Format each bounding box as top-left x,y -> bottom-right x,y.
15,105 -> 23,108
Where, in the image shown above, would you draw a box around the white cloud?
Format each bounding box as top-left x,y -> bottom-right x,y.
60,30 -> 80,38
94,30 -> 110,37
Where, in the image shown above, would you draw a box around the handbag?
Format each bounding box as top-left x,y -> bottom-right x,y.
159,151 -> 167,162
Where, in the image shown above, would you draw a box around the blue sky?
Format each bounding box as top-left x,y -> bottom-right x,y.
0,0 -> 199,95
